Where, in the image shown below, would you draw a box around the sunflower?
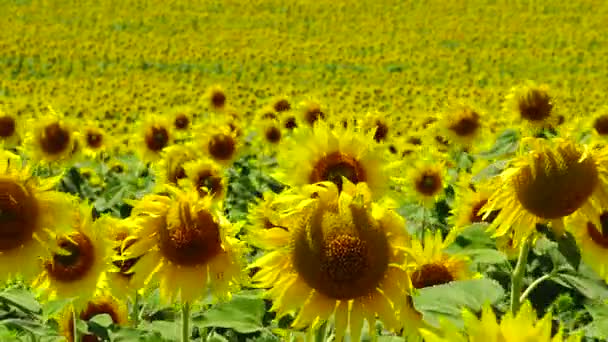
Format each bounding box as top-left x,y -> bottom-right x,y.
79,122 -> 109,159
505,82 -> 559,134
167,105 -> 195,137
436,103 -> 485,151
254,117 -> 284,154
152,144 -> 197,190
59,293 -> 129,342
481,137 -> 608,247
358,110 -> 392,143
26,106 -> 77,164
399,149 -> 447,208
0,149 -> 75,283
271,96 -> 292,113
299,100 -> 326,127
248,182 -> 410,341
194,118 -> 241,166
405,230 -> 475,291
122,186 -> 245,304
419,301 -> 581,342
275,120 -> 400,199
180,158 -> 226,201
449,175 -> 499,234
568,210 -> 608,283
0,107 -> 23,148
35,203 -> 109,309
136,115 -> 174,162
205,85 -> 227,111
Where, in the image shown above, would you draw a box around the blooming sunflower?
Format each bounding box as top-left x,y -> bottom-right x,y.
248,182 -> 410,341
0,149 -> 75,283
152,144 -> 197,189
275,120 -> 400,199
449,175 -> 499,234
79,122 -> 109,160
194,118 -> 241,166
26,106 -> 77,164
420,301 -> 581,342
59,292 -> 129,342
35,203 -> 110,309
436,103 -> 485,151
505,82 -> 560,134
481,137 -> 608,247
136,114 -> 174,163
358,110 -> 392,143
205,85 -> 227,111
299,100 -> 326,127
180,158 -> 226,202
0,107 -> 23,148
399,149 -> 448,208
122,186 -> 245,304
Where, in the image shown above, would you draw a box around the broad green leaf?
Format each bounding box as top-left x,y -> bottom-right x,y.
207,332 -> 229,342
460,248 -> 508,265
192,290 -> 266,334
412,278 -> 505,328
477,129 -> 520,159
555,232 -> 581,270
42,298 -> 72,320
0,288 -> 41,314
556,266 -> 608,300
138,320 -> 179,341
582,302 -> 608,340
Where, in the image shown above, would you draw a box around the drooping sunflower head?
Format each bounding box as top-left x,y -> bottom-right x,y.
249,182 -> 410,341
405,230 -> 474,290
124,187 -> 245,303
137,115 -> 173,162
36,203 -> 109,309
59,293 -> 129,342
0,150 -> 75,283
506,82 -> 559,133
482,137 -> 608,246
181,158 -> 226,201
275,120 -> 399,199
26,106 -> 77,164
152,144 -> 197,189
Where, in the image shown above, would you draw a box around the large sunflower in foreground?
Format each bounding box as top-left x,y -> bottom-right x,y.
0,149 -> 75,283
248,182 -> 410,341
481,138 -> 608,247
274,120 -> 400,199
420,301 -> 581,342
122,186 -> 245,304
35,203 -> 109,310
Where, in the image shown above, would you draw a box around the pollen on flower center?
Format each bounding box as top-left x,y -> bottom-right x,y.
0,116 -> 16,138
159,204 -> 222,266
293,206 -> 389,300
310,152 -> 366,191
208,134 -> 236,161
46,233 -> 96,282
40,122 -> 71,155
514,142 -> 598,219
410,263 -> 454,289
0,179 -> 38,251
145,125 -> 169,152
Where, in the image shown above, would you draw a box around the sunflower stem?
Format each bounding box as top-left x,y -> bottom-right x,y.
72,308 -> 78,342
131,291 -> 140,326
182,302 -> 190,342
519,273 -> 552,303
510,236 -> 531,315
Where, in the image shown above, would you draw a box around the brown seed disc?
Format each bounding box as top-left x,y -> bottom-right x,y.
410,263 -> 454,289
144,125 -> 169,152
208,134 -> 236,161
0,116 -> 16,138
594,115 -> 608,136
518,88 -> 553,122
514,144 -> 598,219
85,130 -> 103,149
174,114 -> 190,130
415,170 -> 443,197
264,126 -> 281,144
469,199 -> 500,224
305,108 -> 325,126
448,110 -> 480,137
46,233 -> 96,282
284,116 -> 297,130
211,91 -> 226,109
292,206 -> 389,299
159,205 -> 222,266
309,152 -> 366,191
273,99 -> 291,112
39,122 -> 71,155
373,120 -> 389,142
0,179 -> 39,251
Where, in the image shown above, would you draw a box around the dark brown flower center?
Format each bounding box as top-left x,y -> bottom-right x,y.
46,233 -> 96,282
169,166 -> 187,184
594,115 -> 608,136
284,116 -> 297,130
373,120 -> 389,142
470,199 -> 500,224
144,125 -> 169,152
208,134 -> 236,161
159,204 -> 222,266
292,204 -> 389,299
68,298 -> 123,342
448,110 -> 480,137
86,130 -> 103,149
518,88 -> 553,122
264,126 -> 282,144
514,142 -> 598,219
0,179 -> 38,251
211,91 -> 226,109
39,122 -> 71,155
0,116 -> 16,138
586,212 -> 608,248
411,263 -> 454,289
195,170 -> 223,198
305,107 -> 325,126
309,152 -> 366,191
415,171 -> 443,197
174,114 -> 190,130
273,99 -> 291,112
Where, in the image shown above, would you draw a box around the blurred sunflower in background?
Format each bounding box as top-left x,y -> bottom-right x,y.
181,158 -> 226,201
26,106 -> 78,165
505,82 -> 560,135
0,107 -> 23,148
136,114 -> 173,163
248,182 -> 410,341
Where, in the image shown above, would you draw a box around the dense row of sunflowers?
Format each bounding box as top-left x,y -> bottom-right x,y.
4,79 -> 608,341
3,0 -> 608,341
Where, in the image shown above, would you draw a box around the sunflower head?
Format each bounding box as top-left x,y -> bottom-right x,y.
0,107 -> 22,148
60,294 -> 128,342
138,115 -> 173,162
506,82 -> 558,132
300,100 -> 325,126
181,158 -> 226,201
27,106 -> 77,164
153,144 -> 196,188
438,103 -> 485,149
205,85 -> 227,110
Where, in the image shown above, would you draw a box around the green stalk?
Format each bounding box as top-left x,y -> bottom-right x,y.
510,236 -> 531,315
131,291 -> 140,326
182,302 -> 190,342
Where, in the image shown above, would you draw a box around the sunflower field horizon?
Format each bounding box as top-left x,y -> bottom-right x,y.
1,0 -> 608,341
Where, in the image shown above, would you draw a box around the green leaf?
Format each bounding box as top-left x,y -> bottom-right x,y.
460,249 -> 508,265
207,332 -> 229,342
0,288 -> 41,314
42,298 -> 72,320
138,320 -> 179,341
412,278 -> 505,328
192,290 -> 266,334
555,232 -> 581,270
582,302 -> 608,340
555,266 -> 608,300
477,128 -> 520,159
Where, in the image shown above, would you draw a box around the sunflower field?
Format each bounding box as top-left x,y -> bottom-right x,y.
2,0 -> 608,341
